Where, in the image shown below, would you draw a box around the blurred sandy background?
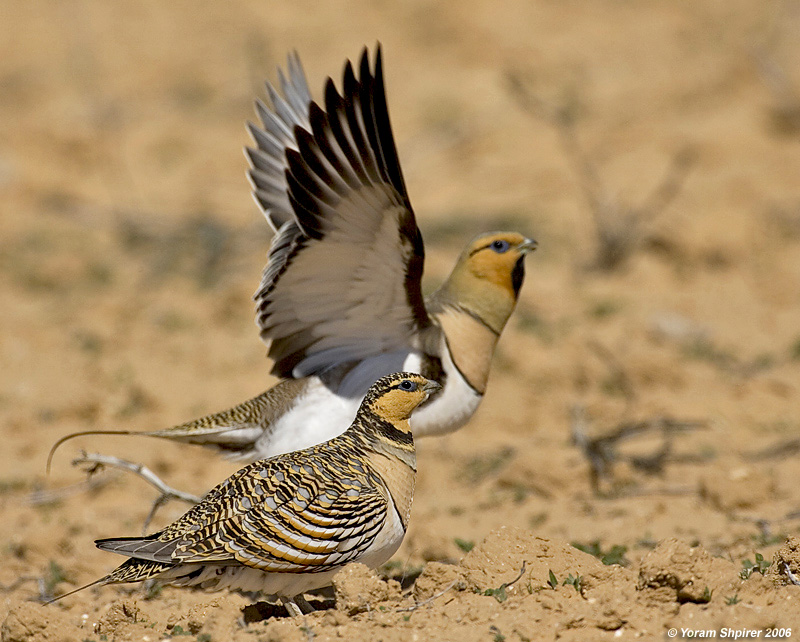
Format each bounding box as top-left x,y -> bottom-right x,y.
2,1 -> 800,640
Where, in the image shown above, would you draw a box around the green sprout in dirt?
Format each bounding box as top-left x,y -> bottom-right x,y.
740,553 -> 771,579
166,625 -> 192,636
547,570 -> 559,590
458,447 -> 515,485
563,573 -> 583,592
790,336 -> 800,361
481,562 -> 528,603
726,593 -> 740,606
489,625 -> 506,642
144,582 -> 163,601
454,538 -> 475,553
572,540 -> 629,566
42,560 -> 69,599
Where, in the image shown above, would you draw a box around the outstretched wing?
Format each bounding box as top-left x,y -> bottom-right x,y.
246,50 -> 313,231
246,46 -> 429,379
96,452 -> 389,573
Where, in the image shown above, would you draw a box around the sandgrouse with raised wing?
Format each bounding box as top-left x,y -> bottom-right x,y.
51,373 -> 439,617
49,46 -> 536,467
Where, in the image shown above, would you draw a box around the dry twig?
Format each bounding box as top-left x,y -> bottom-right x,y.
571,405 -> 707,493
72,452 -> 202,532
395,580 -> 459,614
25,475 -> 111,506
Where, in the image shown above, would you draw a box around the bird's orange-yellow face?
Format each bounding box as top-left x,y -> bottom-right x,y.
368,373 -> 442,426
463,232 -> 537,299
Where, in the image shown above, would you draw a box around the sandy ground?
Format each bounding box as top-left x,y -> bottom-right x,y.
2,1 -> 800,640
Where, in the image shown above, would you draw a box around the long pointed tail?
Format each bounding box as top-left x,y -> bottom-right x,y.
44,386 -> 292,474
45,430 -> 164,475
44,575 -> 108,604
45,557 -> 175,603
47,430 -> 153,474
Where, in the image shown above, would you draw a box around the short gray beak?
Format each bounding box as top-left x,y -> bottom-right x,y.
519,237 -> 538,253
423,380 -> 443,395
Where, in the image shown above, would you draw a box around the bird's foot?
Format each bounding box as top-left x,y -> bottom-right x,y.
293,594 -> 315,614
278,595 -> 314,617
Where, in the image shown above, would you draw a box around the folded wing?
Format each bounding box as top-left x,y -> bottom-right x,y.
96,453 -> 388,573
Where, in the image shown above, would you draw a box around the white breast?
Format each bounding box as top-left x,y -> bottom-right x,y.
256,380 -> 361,458
254,345 -> 482,458
409,342 -> 483,438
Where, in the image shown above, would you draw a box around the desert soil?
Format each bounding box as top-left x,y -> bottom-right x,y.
2,1 -> 800,640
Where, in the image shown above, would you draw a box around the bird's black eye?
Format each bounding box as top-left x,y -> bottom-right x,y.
490,239 -> 510,253
398,380 -> 418,392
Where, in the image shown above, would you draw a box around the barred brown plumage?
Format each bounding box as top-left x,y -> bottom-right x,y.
50,373 -> 440,617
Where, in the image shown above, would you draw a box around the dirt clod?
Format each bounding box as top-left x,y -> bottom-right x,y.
637,538 -> 733,603
412,561 -> 465,602
1,603 -> 75,642
333,563 -> 401,615
766,537 -> 800,586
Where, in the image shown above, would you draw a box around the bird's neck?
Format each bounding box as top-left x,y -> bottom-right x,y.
358,416 -> 416,467
355,417 -> 417,529
425,269 -> 519,394
429,269 -> 518,337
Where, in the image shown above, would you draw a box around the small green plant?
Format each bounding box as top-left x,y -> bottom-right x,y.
167,625 -> 191,636
790,336 -> 800,360
589,299 -> 621,319
547,570 -> 558,590
381,560 -> 403,571
458,447 -> 515,484
379,560 -> 424,584
482,563 -> 528,602
529,512 -> 547,528
572,540 -> 628,566
483,585 -> 509,603
196,636 -> 212,642
740,553 -> 771,579
489,625 -> 506,642
43,560 -> 69,597
454,538 -> 475,553
701,586 -> 713,602
563,573 -> 582,592
752,529 -> 786,547
726,593 -> 740,605
144,582 -> 163,600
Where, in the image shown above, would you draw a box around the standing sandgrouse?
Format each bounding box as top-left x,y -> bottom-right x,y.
52,373 -> 439,617
48,46 -> 535,467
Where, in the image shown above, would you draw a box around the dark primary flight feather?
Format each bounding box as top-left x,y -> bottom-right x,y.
247,46 -> 429,379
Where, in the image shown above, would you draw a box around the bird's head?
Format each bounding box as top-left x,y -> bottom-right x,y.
439,232 -> 537,334
363,372 -> 442,426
